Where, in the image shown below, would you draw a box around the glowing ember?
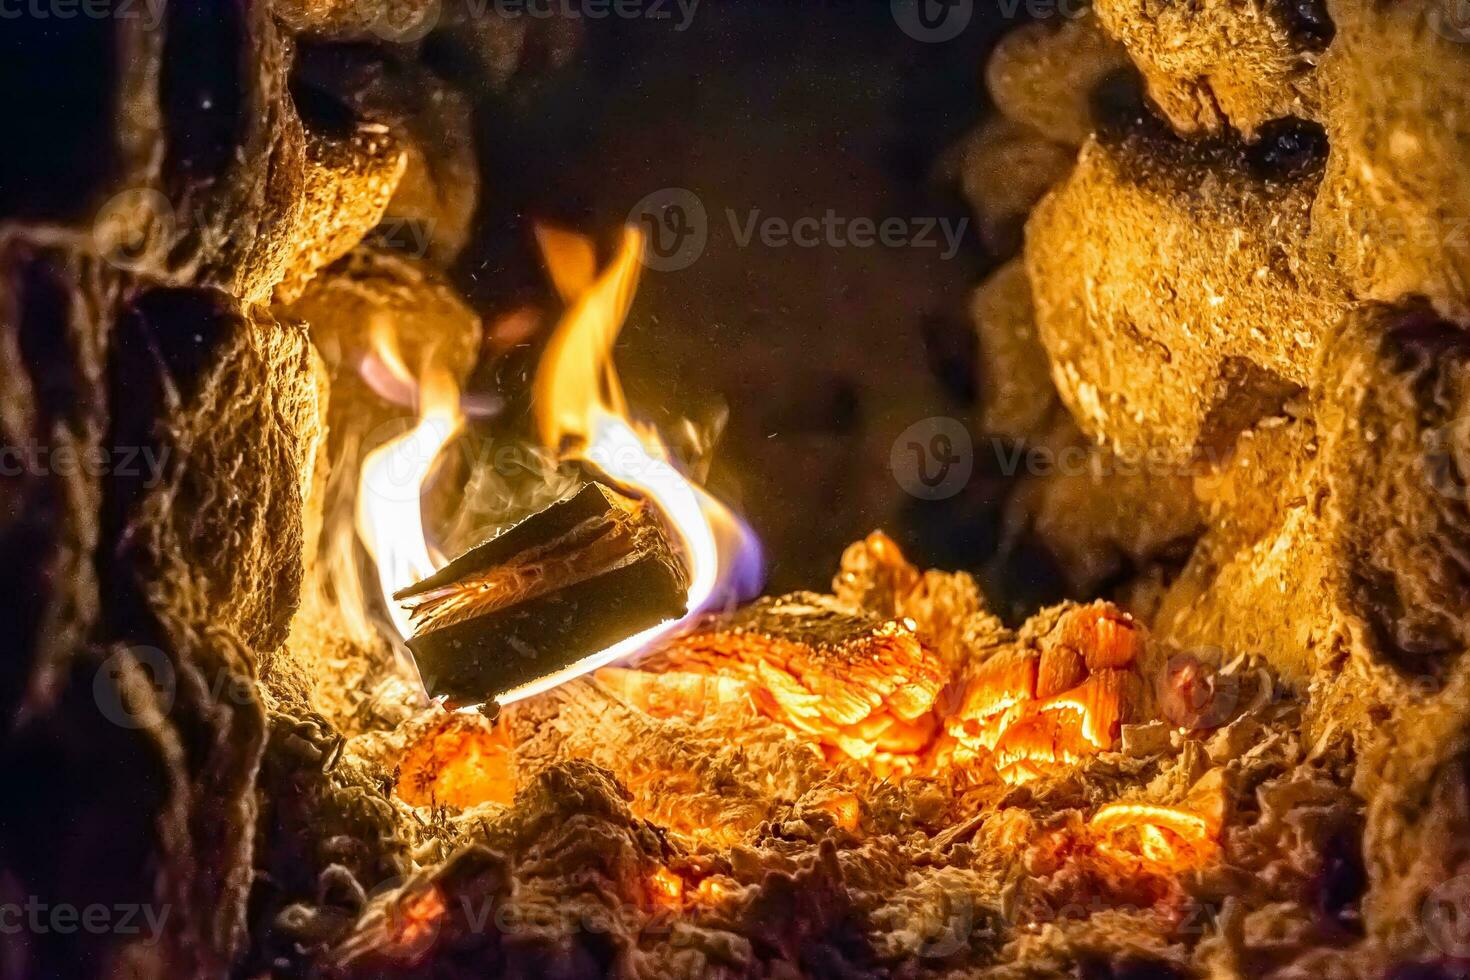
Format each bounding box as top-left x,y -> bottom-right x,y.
648,867 -> 684,905
695,877 -> 737,904
947,604 -> 1144,783
643,595 -> 947,770
1089,769 -> 1225,874
601,598 -> 1152,783
1090,803 -> 1219,870
396,712 -> 517,808
813,790 -> 861,830
593,666 -> 758,720
386,884 -> 446,955
950,651 -> 1035,750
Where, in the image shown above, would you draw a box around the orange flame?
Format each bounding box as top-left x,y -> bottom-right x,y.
490,224 -> 757,703
353,226 -> 758,702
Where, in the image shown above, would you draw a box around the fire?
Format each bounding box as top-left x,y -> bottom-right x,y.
492,224 -> 760,703
352,224 -> 758,700
593,666 -> 758,720
343,248 -> 1226,877
356,320 -> 465,642
695,877 -> 736,904
396,712 -> 517,808
634,598 -> 947,774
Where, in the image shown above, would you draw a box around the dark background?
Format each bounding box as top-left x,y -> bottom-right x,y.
443,0 -> 1029,596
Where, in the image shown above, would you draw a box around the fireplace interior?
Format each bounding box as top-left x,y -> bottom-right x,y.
4,1 -> 1470,978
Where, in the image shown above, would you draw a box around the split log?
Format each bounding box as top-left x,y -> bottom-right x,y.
398,482 -> 688,703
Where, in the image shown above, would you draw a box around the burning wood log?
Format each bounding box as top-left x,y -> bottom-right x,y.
636,592 -> 948,769
396,482 -> 689,704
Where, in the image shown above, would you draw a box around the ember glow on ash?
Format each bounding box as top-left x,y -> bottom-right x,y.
353,224 -> 760,700
946,609 -> 1139,785
648,867 -> 685,906
1090,802 -> 1219,871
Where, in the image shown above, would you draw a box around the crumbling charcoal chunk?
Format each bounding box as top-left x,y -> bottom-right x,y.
1310,0 -> 1470,317
971,259 -> 1057,441
397,482 -> 689,703
108,287 -> 320,652
271,119 -> 405,304
1320,304 -> 1470,687
958,116 -> 1074,257
1003,418 -> 1203,598
0,0 -> 428,306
